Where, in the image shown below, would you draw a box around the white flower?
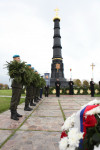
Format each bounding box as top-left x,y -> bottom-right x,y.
68,128 -> 83,147
52,89 -> 56,94
60,90 -> 62,93
88,99 -> 100,105
66,146 -> 75,150
87,89 -> 91,94
80,89 -> 83,94
81,99 -> 100,109
86,106 -> 100,116
94,145 -> 100,150
95,89 -> 99,94
62,113 -> 76,131
61,118 -> 72,131
66,90 -> 69,94
59,137 -> 68,150
74,89 -> 78,94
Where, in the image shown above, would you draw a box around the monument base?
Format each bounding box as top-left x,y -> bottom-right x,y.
50,78 -> 68,88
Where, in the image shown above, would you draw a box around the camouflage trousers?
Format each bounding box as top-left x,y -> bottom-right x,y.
10,87 -> 22,111
25,85 -> 34,107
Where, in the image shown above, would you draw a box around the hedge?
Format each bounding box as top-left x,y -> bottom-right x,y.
47,87 -> 100,95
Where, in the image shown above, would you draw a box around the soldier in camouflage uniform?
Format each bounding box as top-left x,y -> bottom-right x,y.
30,67 -> 37,105
10,55 -> 23,121
33,85 -> 39,103
34,71 -> 41,102
24,64 -> 36,111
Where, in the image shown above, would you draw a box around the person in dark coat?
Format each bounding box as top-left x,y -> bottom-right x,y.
45,85 -> 49,97
55,79 -> 61,97
40,87 -> 43,98
90,78 -> 95,97
10,55 -> 23,121
99,81 -> 100,88
69,78 -> 74,95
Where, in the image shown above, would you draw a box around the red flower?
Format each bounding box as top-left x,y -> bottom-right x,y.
83,115 -> 97,138
60,131 -> 67,139
83,115 -> 97,128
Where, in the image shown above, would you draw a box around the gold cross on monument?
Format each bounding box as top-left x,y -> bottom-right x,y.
54,8 -> 59,17
90,63 -> 95,71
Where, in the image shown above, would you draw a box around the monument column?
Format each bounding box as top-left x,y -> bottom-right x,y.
50,9 -> 68,87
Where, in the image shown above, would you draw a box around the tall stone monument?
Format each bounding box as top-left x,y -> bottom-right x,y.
50,9 -> 68,87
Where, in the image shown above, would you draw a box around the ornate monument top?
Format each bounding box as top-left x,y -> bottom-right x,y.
53,8 -> 60,21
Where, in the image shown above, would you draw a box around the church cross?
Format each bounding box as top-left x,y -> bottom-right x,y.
90,63 -> 95,71
54,8 -> 59,17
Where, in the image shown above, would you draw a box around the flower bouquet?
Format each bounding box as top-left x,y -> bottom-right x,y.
59,99 -> 100,150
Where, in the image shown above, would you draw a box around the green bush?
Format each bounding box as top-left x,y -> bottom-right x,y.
47,87 -> 100,95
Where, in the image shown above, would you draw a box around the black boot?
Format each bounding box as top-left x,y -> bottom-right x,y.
37,97 -> 41,100
34,98 -> 39,103
24,106 -> 33,111
16,111 -> 22,117
11,110 -> 19,121
30,99 -> 36,106
30,103 -> 36,106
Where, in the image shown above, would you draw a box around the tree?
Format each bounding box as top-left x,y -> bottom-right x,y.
73,79 -> 81,87
3,84 -> 9,89
94,83 -> 99,88
0,83 -> 3,89
82,80 -> 89,88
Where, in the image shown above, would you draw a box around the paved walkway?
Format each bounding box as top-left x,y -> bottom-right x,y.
0,95 -> 98,150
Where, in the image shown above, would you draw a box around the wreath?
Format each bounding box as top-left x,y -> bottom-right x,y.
59,100 -> 100,150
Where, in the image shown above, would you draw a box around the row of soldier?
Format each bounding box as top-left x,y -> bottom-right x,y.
8,55 -> 45,121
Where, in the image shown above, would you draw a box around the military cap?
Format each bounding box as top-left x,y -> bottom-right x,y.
13,55 -> 20,58
31,67 -> 34,70
27,64 -> 31,66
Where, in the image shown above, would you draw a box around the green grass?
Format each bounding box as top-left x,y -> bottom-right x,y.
0,97 -> 25,113
0,89 -> 25,96
0,89 -> 12,96
58,99 -> 66,121
95,94 -> 100,97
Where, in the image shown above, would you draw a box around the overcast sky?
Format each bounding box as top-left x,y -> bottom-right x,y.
0,0 -> 100,85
